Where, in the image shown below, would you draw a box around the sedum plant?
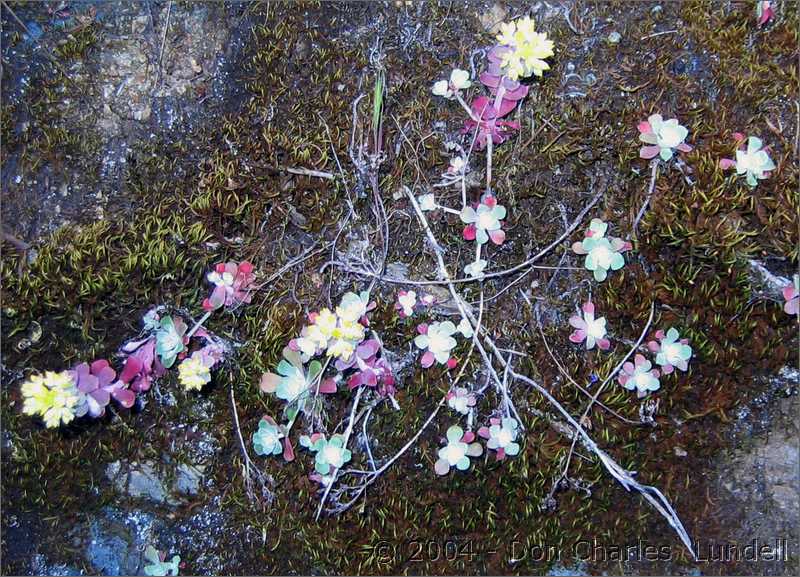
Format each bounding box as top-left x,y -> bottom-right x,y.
432,68 -> 472,99
203,261 -> 255,311
73,360 -> 135,417
568,300 -> 610,351
155,315 -> 188,369
446,387 -> 477,415
434,425 -> 483,475
617,354 -> 661,397
252,415 -> 293,460
260,347 -> 331,408
21,370 -> 84,428
719,134 -> 776,187
479,417 -> 521,461
572,218 -> 632,282
492,16 -> 555,80
395,289 -> 417,317
177,352 -> 213,391
460,193 -> 506,246
647,328 -> 693,374
414,321 -> 459,368
300,433 -> 352,475
143,546 -> 180,576
637,114 -> 693,161
783,274 -> 799,316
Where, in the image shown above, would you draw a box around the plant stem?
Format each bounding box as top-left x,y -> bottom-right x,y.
486,137 -> 493,193
315,385 -> 364,520
186,310 -> 212,339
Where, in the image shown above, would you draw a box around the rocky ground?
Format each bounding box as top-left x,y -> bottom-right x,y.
1,1 -> 798,575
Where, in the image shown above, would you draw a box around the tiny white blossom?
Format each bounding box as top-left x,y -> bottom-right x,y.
397,290 -> 417,317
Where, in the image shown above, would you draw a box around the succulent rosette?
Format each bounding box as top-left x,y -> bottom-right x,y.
119,337 -> 165,393
647,328 -> 692,374
154,315 -> 188,369
434,425 -> 483,475
447,387 -> 477,415
460,194 -> 506,245
396,290 -> 417,318
300,433 -> 352,475
203,261 -> 255,311
414,321 -> 458,368
260,347 -> 333,406
572,218 -> 631,282
617,354 -> 661,397
719,134 -> 776,187
637,114 -> 692,161
72,359 -> 135,417
568,300 -> 610,351
252,415 -> 294,461
478,417 -> 521,460
432,68 -> 472,99
21,370 -> 84,428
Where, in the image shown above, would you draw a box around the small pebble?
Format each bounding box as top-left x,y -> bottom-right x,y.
608,31 -> 622,44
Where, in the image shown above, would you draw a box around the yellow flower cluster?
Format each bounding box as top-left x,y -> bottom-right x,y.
295,292 -> 368,361
178,356 -> 211,391
21,371 -> 83,428
495,16 -> 554,81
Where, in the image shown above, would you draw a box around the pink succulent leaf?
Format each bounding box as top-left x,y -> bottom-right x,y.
463,224 -> 477,241
446,358 -> 458,370
622,362 -> 635,375
582,300 -> 595,315
462,431 -> 475,443
655,329 -> 665,339
647,340 -> 660,353
493,96 -> 518,118
319,378 -> 337,394
569,330 -> 587,344
639,145 -> 661,159
421,351 -> 435,368
478,426 -> 491,439
283,437 -> 295,462
597,338 -> 611,351
634,354 -> 646,366
661,364 -> 674,375
733,132 -> 745,142
488,228 -> 506,245
357,340 -> 380,358
121,337 -> 152,354
676,143 -> 693,153
637,121 -> 652,134
111,387 -> 136,409
417,323 -> 428,335
785,298 -> 799,316
208,285 -> 226,310
758,1 -> 774,26
260,372 -> 280,393
572,241 -> 587,255
569,316 -> 587,330
496,447 -> 506,461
